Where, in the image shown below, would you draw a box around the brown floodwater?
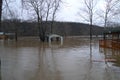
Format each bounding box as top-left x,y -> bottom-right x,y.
0,37 -> 120,80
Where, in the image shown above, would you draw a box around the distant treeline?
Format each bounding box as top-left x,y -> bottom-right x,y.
1,20 -> 104,36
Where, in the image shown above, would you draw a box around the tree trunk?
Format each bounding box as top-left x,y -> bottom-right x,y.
0,0 -> 3,32
51,11 -> 56,34
15,26 -> 18,42
37,16 -> 46,42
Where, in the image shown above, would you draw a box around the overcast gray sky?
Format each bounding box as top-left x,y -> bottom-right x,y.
14,0 -> 83,22
2,0 -> 102,21
56,0 -> 105,24
2,0 -> 94,20
56,0 -> 81,22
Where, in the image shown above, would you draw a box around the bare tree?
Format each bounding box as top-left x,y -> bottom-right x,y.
22,0 -> 47,41
97,0 -> 120,30
50,0 -> 62,34
3,0 -> 20,41
11,18 -> 20,41
0,0 -> 13,32
22,0 -> 62,41
78,0 -> 97,61
78,0 -> 97,40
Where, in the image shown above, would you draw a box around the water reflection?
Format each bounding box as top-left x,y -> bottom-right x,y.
0,38 -> 120,80
99,47 -> 120,80
100,47 -> 120,66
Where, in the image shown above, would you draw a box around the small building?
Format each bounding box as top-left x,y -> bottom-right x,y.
99,31 -> 120,49
5,33 -> 15,39
0,32 -> 8,40
0,32 -> 15,40
46,34 -> 63,45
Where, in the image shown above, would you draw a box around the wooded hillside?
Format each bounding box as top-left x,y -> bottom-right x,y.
1,20 -> 104,36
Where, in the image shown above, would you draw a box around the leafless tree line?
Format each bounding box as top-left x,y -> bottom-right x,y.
0,0 -> 62,41
0,0 -> 120,41
21,0 -> 62,41
79,0 -> 120,30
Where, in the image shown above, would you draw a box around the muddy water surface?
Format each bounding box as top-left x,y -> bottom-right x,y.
0,38 -> 120,80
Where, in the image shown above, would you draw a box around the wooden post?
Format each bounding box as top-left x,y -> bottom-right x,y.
0,0 -> 3,32
103,33 -> 106,40
0,59 -> 1,80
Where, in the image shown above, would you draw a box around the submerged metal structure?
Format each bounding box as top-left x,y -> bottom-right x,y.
46,34 -> 63,47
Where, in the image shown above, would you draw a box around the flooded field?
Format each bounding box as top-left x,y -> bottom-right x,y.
0,37 -> 120,80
